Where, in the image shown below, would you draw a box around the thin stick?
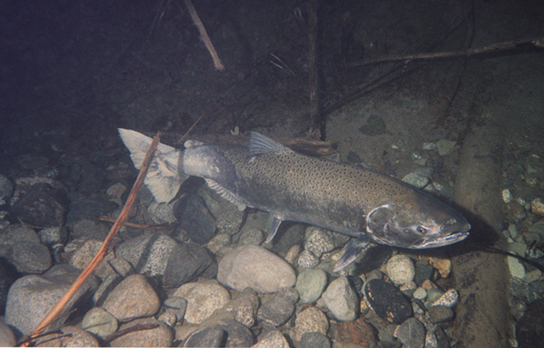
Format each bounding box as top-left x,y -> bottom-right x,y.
184,0 -> 224,71
23,132 -> 161,345
347,37 -> 543,68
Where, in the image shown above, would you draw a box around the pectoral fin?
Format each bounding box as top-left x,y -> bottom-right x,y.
264,215 -> 284,243
204,178 -> 247,211
333,234 -> 371,272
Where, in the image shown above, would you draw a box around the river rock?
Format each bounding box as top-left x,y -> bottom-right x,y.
0,320 -> 16,347
239,227 -> 264,246
293,307 -> 329,342
328,317 -> 377,348
0,174 -> 12,203
10,181 -> 66,228
364,279 -> 413,324
173,194 -> 216,244
110,317 -> 173,347
301,332 -> 331,348
7,241 -> 51,274
115,233 -> 177,276
431,288 -> 459,307
428,305 -> 454,324
297,249 -> 319,269
0,223 -> 40,245
5,264 -> 99,335
258,287 -> 298,326
305,227 -> 335,258
35,325 -> 99,347
67,218 -> 110,240
386,255 -> 415,286
70,239 -> 114,278
228,287 -> 260,327
164,296 -> 188,322
101,274 -> 160,321
200,187 -> 245,236
321,276 -> 358,321
217,245 -> 296,293
215,318 -> 255,347
394,317 -> 426,348
82,306 -> 118,338
173,280 -> 230,324
38,226 -> 67,246
252,330 -> 289,348
296,269 -> 328,303
184,326 -> 227,348
163,242 -> 217,288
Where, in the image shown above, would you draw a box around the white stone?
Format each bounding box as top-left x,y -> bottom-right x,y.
386,255 -> 415,286
508,256 -> 526,279
502,189 -> 513,204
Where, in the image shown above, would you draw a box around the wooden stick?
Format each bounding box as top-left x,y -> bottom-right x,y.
23,132 -> 161,345
306,0 -> 323,140
347,37 -> 544,68
184,0 -> 224,71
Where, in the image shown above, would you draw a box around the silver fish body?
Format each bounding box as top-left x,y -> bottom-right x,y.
119,129 -> 470,270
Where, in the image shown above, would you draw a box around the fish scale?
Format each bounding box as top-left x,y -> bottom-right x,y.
119,129 -> 470,270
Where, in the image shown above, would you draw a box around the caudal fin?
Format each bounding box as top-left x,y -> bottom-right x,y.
118,128 -> 188,203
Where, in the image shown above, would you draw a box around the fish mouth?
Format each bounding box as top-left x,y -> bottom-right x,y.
410,230 -> 470,249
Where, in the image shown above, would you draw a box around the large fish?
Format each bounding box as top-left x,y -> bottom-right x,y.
119,129 -> 470,270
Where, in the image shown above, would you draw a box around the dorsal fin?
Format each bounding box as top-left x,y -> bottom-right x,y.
248,132 -> 292,156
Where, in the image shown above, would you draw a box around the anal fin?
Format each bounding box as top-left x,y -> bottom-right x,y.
204,179 -> 247,211
333,234 -> 371,272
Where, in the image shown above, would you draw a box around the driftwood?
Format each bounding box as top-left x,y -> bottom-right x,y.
184,0 -> 224,71
347,37 -> 544,68
22,133 -> 161,346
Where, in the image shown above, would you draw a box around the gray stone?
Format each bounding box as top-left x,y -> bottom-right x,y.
115,233 -> 177,276
229,287 -> 260,328
428,305 -> 454,324
296,269 -> 328,303
258,288 -> 298,326
304,227 -> 335,258
66,218 -> 110,240
38,226 -> 67,246
386,255 -> 415,286
8,241 -> 51,274
82,306 -> 118,338
163,242 -> 217,288
293,307 -> 329,341
217,245 -> 296,293
321,276 -> 358,321
0,224 -> 40,245
184,326 -> 227,348
164,296 -> 188,322
0,174 -> 13,203
101,274 -> 160,321
508,256 -> 526,279
5,264 -> 99,335
414,260 -> 433,286
173,280 -> 231,324
35,325 -> 100,347
252,330 -> 289,348
11,182 -> 66,228
200,188 -> 245,236
413,287 -> 427,301
66,198 -> 117,223
297,249 -> 319,269
158,311 -> 177,326
206,233 -> 232,254
431,288 -> 459,307
436,139 -> 456,156
110,317 -> 173,347
70,239 -> 114,278
300,332 -> 331,348
239,228 -> 264,246
394,317 -> 426,348
0,320 -> 16,347
148,201 -> 177,224
216,318 -> 255,347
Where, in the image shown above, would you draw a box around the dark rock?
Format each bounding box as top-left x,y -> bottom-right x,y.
364,279 -> 413,324
517,299 -> 544,348
66,198 -> 117,223
359,115 -> 386,136
329,317 -> 378,348
0,320 -> 16,346
271,222 -> 305,256
394,317 -> 425,348
38,226 -> 67,245
183,326 -> 227,348
174,194 -> 216,244
258,288 -> 298,326
163,242 -> 217,288
35,325 -> 100,347
414,260 -> 434,286
67,218 -> 111,240
0,258 -> 17,314
0,224 -> 40,245
229,287 -> 260,328
7,241 -> 51,274
11,183 -> 66,228
301,332 -> 331,348
216,318 -> 255,347
428,305 -> 454,324
115,233 -> 177,276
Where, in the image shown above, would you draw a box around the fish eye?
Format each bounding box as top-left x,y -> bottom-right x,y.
416,226 -> 427,234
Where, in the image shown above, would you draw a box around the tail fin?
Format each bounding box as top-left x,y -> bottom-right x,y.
118,128 -> 188,203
